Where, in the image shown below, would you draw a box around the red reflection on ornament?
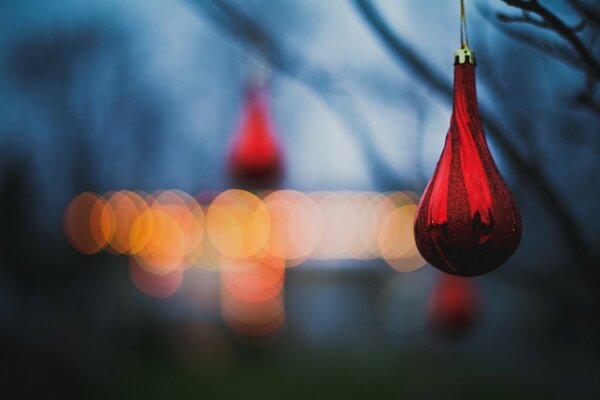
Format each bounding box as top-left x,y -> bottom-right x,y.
414,63 -> 521,276
228,85 -> 284,189
428,274 -> 479,338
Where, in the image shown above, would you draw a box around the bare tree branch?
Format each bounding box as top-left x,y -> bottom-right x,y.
478,2 -> 600,125
497,9 -> 550,29
568,0 -> 600,27
476,4 -> 583,70
502,0 -> 600,79
574,76 -> 600,114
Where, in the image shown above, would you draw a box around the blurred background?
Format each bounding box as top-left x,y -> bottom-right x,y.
1,0 -> 600,398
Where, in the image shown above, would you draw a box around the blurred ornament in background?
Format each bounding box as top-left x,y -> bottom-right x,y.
227,83 -> 284,189
428,273 -> 479,339
414,1 -> 521,277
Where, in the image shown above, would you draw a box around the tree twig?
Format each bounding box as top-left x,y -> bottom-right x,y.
502,0 -> 600,79
568,0 -> 600,27
476,4 -> 583,70
497,10 -> 549,29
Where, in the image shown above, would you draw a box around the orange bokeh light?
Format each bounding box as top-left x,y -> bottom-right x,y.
64,192 -> 107,254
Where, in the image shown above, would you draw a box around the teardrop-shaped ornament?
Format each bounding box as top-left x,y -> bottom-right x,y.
228,84 -> 284,189
428,273 -> 479,338
414,46 -> 521,277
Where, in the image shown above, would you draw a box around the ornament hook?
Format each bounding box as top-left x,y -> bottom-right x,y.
455,0 -> 476,65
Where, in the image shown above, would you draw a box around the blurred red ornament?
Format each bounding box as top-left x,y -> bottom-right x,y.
414,46 -> 521,277
428,273 -> 479,338
227,85 -> 284,189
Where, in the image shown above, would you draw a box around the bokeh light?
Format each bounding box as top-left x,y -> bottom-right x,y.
206,189 -> 271,259
220,255 -> 285,336
65,189 -> 429,335
66,189 -> 427,270
129,257 -> 184,298
378,202 -> 427,272
262,190 -> 321,265
64,192 -> 108,254
221,256 -> 285,303
105,191 -> 144,254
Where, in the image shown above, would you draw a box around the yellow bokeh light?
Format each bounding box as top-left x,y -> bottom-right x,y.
206,190 -> 270,259
309,191 -> 345,260
134,208 -> 186,275
343,192 -> 373,259
262,190 -> 321,264
378,204 -> 426,272
358,193 -> 394,259
105,191 -> 142,254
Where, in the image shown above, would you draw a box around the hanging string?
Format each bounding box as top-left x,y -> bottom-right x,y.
460,0 -> 469,48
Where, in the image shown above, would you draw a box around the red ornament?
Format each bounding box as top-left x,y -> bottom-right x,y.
428,273 -> 479,338
414,48 -> 521,277
228,85 -> 284,189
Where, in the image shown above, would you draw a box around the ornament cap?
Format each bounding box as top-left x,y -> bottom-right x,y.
454,45 -> 476,65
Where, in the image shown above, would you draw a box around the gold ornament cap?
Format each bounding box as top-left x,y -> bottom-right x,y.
454,44 -> 476,65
